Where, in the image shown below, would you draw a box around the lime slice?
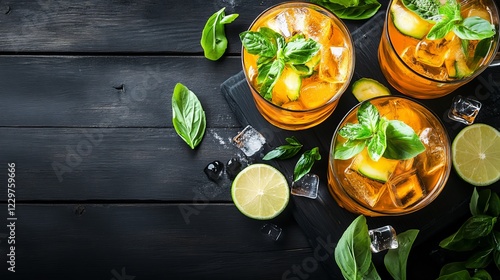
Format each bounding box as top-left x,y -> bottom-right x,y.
231,164 -> 289,220
452,124 -> 500,186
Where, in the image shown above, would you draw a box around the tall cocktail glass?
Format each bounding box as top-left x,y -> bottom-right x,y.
241,2 -> 355,130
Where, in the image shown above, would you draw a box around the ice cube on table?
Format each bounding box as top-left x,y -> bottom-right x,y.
261,223 -> 283,241
369,225 -> 398,253
388,169 -> 426,208
344,168 -> 385,207
232,125 -> 266,157
448,95 -> 482,125
291,173 -> 319,199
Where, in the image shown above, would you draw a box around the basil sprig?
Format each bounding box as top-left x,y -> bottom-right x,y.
263,136 -> 303,160
294,147 -> 321,182
171,83 -> 206,149
311,0 -> 382,20
437,188 -> 500,278
334,215 -> 419,280
240,28 -> 320,100
201,8 -> 239,61
404,0 -> 496,41
334,101 -> 425,161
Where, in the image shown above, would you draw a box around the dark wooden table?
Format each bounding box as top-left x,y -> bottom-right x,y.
0,1 -> 499,279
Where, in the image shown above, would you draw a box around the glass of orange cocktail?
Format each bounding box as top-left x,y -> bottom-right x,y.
241,2 -> 354,130
328,96 -> 451,216
378,0 -> 499,99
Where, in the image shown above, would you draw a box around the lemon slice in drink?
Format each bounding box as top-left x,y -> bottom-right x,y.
231,164 -> 289,220
452,124 -> 500,186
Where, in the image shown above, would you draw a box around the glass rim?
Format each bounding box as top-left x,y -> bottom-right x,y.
241,1 -> 356,113
384,0 -> 500,85
328,95 -> 452,216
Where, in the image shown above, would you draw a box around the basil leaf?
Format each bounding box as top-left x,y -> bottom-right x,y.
474,38 -> 494,62
453,16 -> 496,41
257,59 -> 285,100
438,262 -> 468,277
339,123 -> 372,140
283,36 -> 320,65
171,83 -> 206,149
462,215 -> 497,239
240,30 -> 277,58
384,229 -> 419,280
426,0 -> 461,40
357,101 -> 379,132
263,136 -> 303,160
402,0 -> 440,20
364,262 -> 381,280
367,118 -> 388,161
427,18 -> 457,40
334,215 -> 373,280
293,147 -> 321,182
312,0 -> 381,20
472,269 -> 492,280
470,187 -> 482,216
487,192 -> 500,217
334,139 -> 366,160
383,120 -> 425,160
439,228 -> 480,252
465,248 -> 493,269
201,8 -> 239,61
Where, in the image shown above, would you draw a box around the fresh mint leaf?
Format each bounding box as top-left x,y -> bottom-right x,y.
402,0 -> 440,20
293,147 -> 321,182
201,8 -> 239,61
339,123 -> 372,140
263,136 -> 303,160
283,36 -> 320,65
171,83 -> 206,149
334,139 -> 366,160
357,101 -> 379,132
257,59 -> 285,100
334,215 -> 375,280
453,16 -> 496,40
384,229 -> 419,280
383,120 -> 425,160
311,0 -> 381,20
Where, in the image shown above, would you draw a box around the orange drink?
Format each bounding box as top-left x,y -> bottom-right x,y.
241,2 -> 354,130
328,96 -> 451,216
378,0 -> 499,99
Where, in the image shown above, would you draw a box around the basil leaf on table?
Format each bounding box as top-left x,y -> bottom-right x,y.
293,147 -> 321,182
384,229 -> 419,280
201,8 -> 239,61
312,0 -> 381,20
334,215 -> 375,280
171,83 -> 206,149
263,136 -> 303,160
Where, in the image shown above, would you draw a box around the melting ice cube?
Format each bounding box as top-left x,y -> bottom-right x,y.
417,127 -> 446,176
344,168 -> 385,207
448,95 -> 482,125
388,169 -> 426,208
291,173 -> 319,199
369,225 -> 398,253
232,125 -> 266,157
261,223 -> 283,241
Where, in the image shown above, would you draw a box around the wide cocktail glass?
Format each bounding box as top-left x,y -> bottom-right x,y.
378,0 -> 499,99
241,2 -> 355,130
328,96 -> 451,216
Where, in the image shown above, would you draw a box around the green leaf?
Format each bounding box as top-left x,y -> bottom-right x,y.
201,8 -> 239,61
439,262 -> 468,277
472,269 -> 492,280
367,118 -> 388,161
357,101 -> 379,132
488,192 -> 500,217
240,30 -> 277,58
383,120 -> 425,160
462,215 -> 497,239
454,16 -> 496,41
401,0 -> 440,20
470,187 -> 481,216
283,36 -> 320,65
474,38 -> 494,62
426,0 -> 462,40
364,262 -> 381,280
263,136 -> 303,160
493,249 -> 500,270
338,123 -> 372,140
465,248 -> 493,269
171,83 -> 206,149
257,59 -> 285,100
384,229 -> 419,280
334,215 -> 373,280
439,223 -> 480,251
427,18 -> 457,40
437,269 -> 472,280
293,147 -> 321,182
311,0 -> 381,20
334,139 -> 366,160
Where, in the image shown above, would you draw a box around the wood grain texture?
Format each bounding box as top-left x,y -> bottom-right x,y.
0,204 -> 330,279
0,55 -> 241,127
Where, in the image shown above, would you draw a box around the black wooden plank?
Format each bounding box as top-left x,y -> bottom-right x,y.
0,127 -> 250,201
0,204 -> 330,279
0,56 -> 241,127
0,0 -> 284,54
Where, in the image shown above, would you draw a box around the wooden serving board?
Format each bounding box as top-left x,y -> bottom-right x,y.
222,12 -> 500,279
